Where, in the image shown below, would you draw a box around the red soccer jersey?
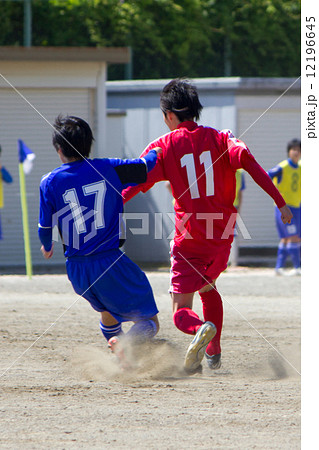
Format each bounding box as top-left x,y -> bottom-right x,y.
122,121 -> 285,257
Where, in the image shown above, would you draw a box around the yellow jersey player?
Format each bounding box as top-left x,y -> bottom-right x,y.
268,139 -> 301,275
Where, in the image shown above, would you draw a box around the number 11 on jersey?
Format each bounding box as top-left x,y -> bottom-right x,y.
181,151 -> 214,199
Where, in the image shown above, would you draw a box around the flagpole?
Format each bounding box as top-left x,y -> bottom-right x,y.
19,162 -> 32,279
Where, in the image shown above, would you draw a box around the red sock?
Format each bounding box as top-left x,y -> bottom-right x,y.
173,307 -> 203,335
200,288 -> 223,355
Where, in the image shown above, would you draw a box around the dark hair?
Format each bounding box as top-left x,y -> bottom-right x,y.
287,138 -> 301,154
160,78 -> 203,122
52,115 -> 94,159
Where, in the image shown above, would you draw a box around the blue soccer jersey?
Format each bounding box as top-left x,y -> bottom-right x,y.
38,153 -> 157,258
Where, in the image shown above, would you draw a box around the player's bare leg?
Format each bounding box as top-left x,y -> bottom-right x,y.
172,292 -> 194,313
198,280 -> 216,293
100,311 -> 122,341
100,311 -> 119,326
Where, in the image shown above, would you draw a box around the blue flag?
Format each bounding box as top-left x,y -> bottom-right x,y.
18,140 -> 36,174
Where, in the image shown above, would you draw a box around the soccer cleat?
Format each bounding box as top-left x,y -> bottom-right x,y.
288,267 -> 301,276
108,336 -> 131,370
205,352 -> 222,370
184,321 -> 217,373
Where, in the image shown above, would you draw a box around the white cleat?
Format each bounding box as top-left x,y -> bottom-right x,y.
288,267 -> 301,276
184,321 -> 217,374
275,268 -> 286,276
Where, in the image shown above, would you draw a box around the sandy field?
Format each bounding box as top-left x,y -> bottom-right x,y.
0,267 -> 300,449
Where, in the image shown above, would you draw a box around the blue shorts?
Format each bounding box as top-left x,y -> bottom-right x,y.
275,206 -> 301,239
66,248 -> 158,323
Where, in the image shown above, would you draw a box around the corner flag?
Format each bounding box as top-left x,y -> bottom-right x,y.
18,140 -> 35,279
18,139 -> 36,174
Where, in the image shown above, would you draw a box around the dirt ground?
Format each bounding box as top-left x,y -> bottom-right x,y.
0,267 -> 300,449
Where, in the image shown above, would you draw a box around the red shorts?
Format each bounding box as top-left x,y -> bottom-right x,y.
169,242 -> 231,294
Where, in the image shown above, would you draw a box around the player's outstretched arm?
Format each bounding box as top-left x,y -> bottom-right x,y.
121,142 -> 165,202
240,152 -> 286,209
141,147 -> 162,172
279,205 -> 293,224
110,147 -> 162,188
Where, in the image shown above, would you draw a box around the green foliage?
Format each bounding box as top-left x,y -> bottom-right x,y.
228,0 -> 301,77
0,1 -> 24,45
0,0 -> 301,79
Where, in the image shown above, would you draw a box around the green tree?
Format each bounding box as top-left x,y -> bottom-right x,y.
230,0 -> 301,77
0,1 -> 24,45
32,0 -> 92,46
0,0 -> 301,79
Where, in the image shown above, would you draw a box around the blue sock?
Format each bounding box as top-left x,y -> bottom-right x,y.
287,242 -> 301,268
276,242 -> 287,269
99,321 -> 123,342
126,320 -> 157,343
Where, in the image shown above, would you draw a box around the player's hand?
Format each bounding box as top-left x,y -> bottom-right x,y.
41,244 -> 54,259
279,205 -> 293,224
153,146 -> 163,155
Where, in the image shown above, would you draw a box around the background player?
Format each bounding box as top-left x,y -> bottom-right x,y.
122,78 -> 292,374
268,139 -> 301,276
226,128 -> 246,268
0,145 -> 13,241
38,115 -> 161,366
228,168 -> 246,266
